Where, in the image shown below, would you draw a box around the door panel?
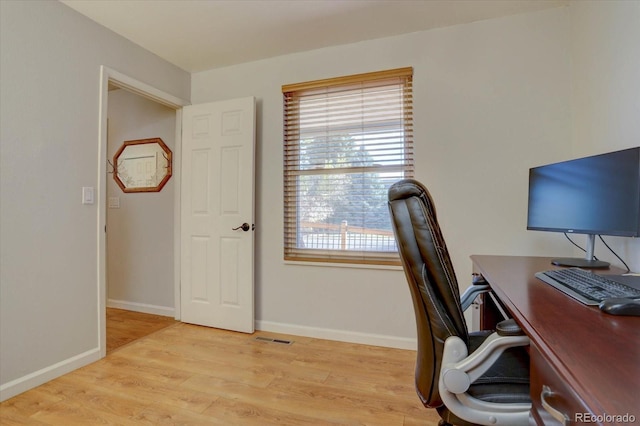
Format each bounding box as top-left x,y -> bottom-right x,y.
181,97 -> 255,333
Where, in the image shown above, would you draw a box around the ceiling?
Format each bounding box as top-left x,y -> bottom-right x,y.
60,0 -> 567,73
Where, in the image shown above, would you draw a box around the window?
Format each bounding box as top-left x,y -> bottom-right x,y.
283,67 -> 413,265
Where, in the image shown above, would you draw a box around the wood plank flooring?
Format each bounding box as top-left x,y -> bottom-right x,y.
106,308 -> 178,353
1,320 -> 441,425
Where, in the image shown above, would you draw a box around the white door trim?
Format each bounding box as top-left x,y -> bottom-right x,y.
97,65 -> 189,357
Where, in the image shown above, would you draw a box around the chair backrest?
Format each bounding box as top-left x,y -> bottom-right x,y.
388,179 -> 468,408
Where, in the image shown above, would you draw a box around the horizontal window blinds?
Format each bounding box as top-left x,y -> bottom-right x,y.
283,67 -> 413,265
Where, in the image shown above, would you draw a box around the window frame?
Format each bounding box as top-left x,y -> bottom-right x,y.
283,67 -> 413,266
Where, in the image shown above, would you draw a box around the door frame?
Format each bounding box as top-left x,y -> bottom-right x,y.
97,66 -> 189,357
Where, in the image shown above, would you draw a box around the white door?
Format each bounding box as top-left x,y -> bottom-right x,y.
180,97 -> 255,333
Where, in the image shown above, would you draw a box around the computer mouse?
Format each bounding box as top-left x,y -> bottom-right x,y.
599,298 -> 640,316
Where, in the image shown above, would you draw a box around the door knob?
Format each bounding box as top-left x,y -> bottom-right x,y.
232,223 -> 250,232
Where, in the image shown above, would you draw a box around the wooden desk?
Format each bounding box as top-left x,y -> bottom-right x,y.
471,255 -> 639,426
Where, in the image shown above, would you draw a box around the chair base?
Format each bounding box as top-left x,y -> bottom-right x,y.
438,421 -> 453,426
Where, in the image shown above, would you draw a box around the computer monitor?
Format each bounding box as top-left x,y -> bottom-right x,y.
527,147 -> 640,268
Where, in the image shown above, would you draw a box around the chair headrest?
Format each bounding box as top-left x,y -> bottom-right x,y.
388,178 -> 428,202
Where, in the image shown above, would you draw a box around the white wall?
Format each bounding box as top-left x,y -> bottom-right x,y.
107,89 -> 176,315
0,0 -> 189,400
192,7 -> 574,345
568,1 -> 640,272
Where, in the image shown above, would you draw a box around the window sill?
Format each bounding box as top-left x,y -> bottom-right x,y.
283,260 -> 403,271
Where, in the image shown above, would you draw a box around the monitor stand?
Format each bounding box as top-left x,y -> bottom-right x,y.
551,257 -> 610,269
551,234 -> 610,269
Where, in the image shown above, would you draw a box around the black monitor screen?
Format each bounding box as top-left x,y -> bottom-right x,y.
527,147 -> 640,237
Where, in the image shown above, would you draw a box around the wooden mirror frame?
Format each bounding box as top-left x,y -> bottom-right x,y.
113,138 -> 172,193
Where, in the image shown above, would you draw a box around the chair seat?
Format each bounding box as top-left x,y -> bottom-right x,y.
467,332 -> 530,403
437,333 -> 531,425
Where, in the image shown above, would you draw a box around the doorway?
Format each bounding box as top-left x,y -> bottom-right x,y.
105,87 -> 177,351
98,66 -> 189,358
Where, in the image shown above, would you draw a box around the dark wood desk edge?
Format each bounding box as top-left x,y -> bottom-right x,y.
470,255 -> 596,419
470,255 -> 637,420
470,255 -> 537,331
471,256 -> 580,407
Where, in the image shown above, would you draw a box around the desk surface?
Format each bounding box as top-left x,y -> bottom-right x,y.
471,255 -> 639,419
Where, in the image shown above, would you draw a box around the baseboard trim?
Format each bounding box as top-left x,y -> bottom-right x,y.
255,320 -> 417,350
0,347 -> 101,402
107,299 -> 175,317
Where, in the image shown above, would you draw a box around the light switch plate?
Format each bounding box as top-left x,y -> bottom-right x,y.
82,187 -> 94,205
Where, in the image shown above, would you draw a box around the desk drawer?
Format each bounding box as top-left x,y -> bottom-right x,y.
530,345 -> 592,425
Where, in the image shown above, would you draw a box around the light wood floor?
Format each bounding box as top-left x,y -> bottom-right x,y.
1,318 -> 441,425
106,308 -> 178,353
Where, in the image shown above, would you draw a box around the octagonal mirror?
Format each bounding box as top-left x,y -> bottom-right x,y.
113,138 -> 172,193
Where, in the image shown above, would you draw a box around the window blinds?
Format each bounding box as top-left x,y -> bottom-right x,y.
283,67 -> 413,265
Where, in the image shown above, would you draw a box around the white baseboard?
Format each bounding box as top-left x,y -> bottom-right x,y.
107,299 -> 175,317
0,347 -> 101,402
255,320 -> 417,350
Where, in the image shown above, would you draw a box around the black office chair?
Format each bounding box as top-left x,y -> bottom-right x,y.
388,179 -> 531,426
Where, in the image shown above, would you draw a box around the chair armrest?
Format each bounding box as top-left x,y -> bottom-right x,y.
442,321 -> 528,390
460,274 -> 491,311
438,319 -> 530,425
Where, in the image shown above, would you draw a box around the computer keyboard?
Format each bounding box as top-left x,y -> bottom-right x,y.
535,268 -> 640,305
